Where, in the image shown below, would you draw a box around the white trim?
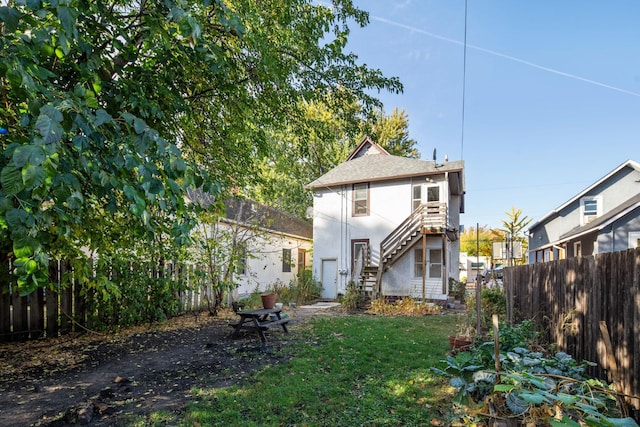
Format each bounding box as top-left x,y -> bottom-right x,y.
580,195 -> 602,226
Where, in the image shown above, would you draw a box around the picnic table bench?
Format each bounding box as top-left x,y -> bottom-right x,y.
229,304 -> 289,346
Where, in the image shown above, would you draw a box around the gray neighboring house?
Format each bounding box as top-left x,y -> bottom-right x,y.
528,160 -> 640,263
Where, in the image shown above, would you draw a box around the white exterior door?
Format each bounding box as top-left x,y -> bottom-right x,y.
321,259 -> 337,299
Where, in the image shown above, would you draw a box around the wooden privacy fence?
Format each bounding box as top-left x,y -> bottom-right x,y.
0,260 -> 211,343
504,248 -> 640,411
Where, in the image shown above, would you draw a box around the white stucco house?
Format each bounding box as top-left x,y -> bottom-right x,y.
223,199 -> 313,295
459,252 -> 491,284
305,137 -> 465,301
188,191 -> 313,296
528,160 -> 640,262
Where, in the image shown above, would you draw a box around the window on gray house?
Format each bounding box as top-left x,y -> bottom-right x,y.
580,196 -> 601,224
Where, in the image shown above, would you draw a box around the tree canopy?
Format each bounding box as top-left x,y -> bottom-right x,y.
358,107 -> 419,158
460,225 -> 501,258
0,0 -> 402,294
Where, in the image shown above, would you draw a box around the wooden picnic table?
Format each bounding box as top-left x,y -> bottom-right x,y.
229,307 -> 289,346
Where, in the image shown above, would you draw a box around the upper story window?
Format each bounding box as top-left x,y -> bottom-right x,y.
412,185 -> 422,211
580,196 -> 602,225
353,183 -> 369,216
412,182 -> 442,211
427,184 -> 440,202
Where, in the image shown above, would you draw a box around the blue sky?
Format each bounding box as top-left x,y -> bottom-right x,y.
345,1 -> 640,230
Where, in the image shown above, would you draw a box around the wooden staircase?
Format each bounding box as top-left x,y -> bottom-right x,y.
357,266 -> 378,301
368,202 -> 456,297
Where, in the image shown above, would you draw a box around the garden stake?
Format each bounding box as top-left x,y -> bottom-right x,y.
492,314 -> 501,382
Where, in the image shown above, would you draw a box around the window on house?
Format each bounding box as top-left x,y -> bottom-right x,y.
580,196 -> 601,225
282,248 -> 292,272
412,184 -> 422,211
236,245 -> 247,275
414,248 -> 442,278
573,242 -> 582,258
629,232 -> 640,249
414,248 -> 423,277
353,183 -> 369,216
352,239 -> 369,274
297,249 -> 306,277
429,249 -> 442,278
426,184 -> 440,202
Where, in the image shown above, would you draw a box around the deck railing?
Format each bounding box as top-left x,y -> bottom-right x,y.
379,202 -> 449,265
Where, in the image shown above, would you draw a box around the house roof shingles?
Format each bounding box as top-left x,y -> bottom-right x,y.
225,199 -> 312,240
305,154 -> 465,190
558,192 -> 640,242
186,189 -> 312,240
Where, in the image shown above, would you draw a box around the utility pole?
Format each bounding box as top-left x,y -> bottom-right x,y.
475,223 -> 481,333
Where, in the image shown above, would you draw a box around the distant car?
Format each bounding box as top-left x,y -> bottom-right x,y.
482,269 -> 503,280
482,269 -> 504,288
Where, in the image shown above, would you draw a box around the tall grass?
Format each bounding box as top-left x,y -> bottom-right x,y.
181,314 -> 459,426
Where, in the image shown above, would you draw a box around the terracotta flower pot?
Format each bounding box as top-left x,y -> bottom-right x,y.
449,336 -> 472,352
261,293 -> 277,309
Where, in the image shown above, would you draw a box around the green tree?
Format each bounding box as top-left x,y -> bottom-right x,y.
247,102 -> 420,218
248,96 -> 364,217
0,0 -> 401,294
358,107 -> 419,158
460,226 -> 502,258
501,207 -> 532,265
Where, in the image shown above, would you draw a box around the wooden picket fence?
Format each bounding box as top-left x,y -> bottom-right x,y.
0,259 -> 211,343
504,248 -> 640,412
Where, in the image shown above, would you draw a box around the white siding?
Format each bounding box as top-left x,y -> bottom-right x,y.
235,230 -> 312,295
311,175 -> 462,300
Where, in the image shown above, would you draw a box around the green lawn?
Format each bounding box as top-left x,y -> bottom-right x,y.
181,314 -> 460,426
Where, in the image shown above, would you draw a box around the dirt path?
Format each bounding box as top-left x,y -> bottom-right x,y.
0,305 -> 338,426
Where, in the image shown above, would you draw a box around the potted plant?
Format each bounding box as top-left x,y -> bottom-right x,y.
449,324 -> 474,352
261,293 -> 277,309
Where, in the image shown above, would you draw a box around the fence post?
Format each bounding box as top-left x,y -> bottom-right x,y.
11,290 -> 28,341
29,289 -> 45,339
0,254 -> 11,342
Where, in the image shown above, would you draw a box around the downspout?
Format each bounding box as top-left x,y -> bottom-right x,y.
342,185 -> 348,292
422,232 -> 426,301
340,186 -> 344,293
444,172 -> 450,295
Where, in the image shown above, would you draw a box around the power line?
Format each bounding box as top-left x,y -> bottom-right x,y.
370,15 -> 640,98
460,0 -> 468,160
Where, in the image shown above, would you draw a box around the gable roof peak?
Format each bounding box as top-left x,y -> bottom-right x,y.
346,136 -> 390,161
